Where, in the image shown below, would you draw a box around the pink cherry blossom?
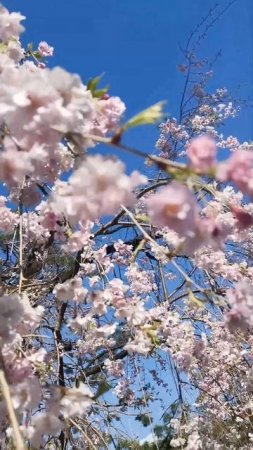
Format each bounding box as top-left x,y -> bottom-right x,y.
58,383 -> 93,418
1,3 -> 253,449
38,41 -> 54,57
231,205 -> 253,230
0,196 -> 18,232
93,95 -> 126,134
147,181 -> 199,237
0,5 -> 25,42
217,150 -> 253,197
41,155 -> 147,226
31,413 -> 63,448
225,281 -> 253,332
53,277 -> 88,303
186,134 -> 217,171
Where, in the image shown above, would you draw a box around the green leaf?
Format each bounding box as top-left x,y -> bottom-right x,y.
92,86 -> 110,98
188,290 -> 205,309
87,74 -> 110,98
135,413 -> 152,427
87,73 -> 105,92
0,42 -> 7,52
94,380 -> 111,399
121,101 -> 166,131
135,214 -> 150,224
27,42 -> 33,52
33,50 -> 44,61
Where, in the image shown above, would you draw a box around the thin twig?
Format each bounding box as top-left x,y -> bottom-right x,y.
84,133 -> 186,171
0,366 -> 25,450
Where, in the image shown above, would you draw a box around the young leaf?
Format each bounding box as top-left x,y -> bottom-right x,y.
87,73 -> 110,98
188,290 -> 205,308
121,101 -> 166,132
94,380 -> 111,399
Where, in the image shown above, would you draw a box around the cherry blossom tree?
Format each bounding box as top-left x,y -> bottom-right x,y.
0,3 -> 253,450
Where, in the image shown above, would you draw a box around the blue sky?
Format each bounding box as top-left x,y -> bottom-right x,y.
4,0 -> 253,443
5,0 -> 253,172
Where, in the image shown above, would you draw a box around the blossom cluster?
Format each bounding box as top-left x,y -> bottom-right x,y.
1,3 -> 253,450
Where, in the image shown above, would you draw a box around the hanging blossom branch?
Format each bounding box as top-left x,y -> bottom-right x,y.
0,2 -> 253,450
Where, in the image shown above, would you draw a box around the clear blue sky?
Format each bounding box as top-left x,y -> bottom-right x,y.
4,0 -> 253,442
5,0 -> 253,172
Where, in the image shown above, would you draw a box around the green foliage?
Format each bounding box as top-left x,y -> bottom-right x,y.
135,413 -> 152,427
87,74 -> 109,98
121,102 -> 166,132
94,379 -> 112,400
